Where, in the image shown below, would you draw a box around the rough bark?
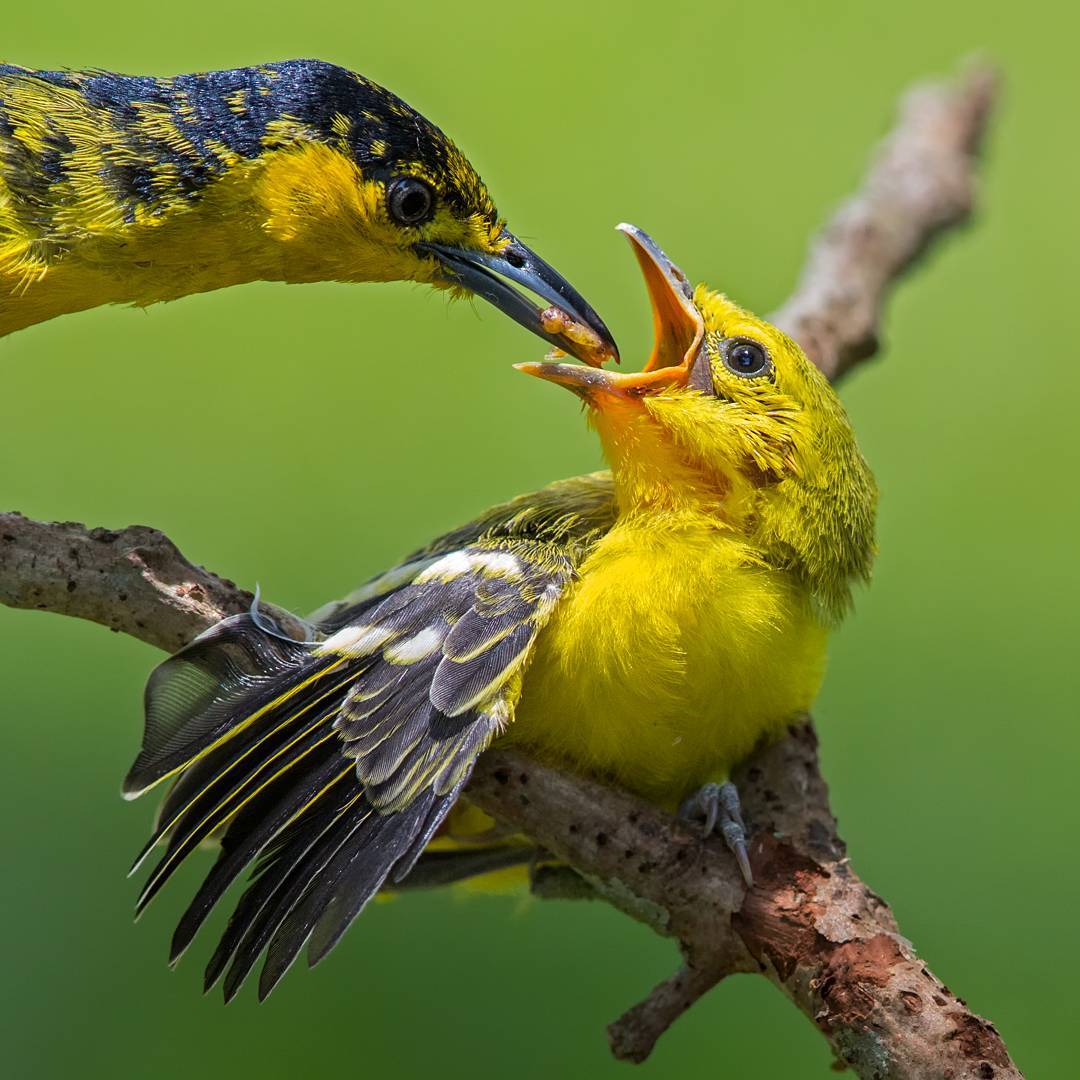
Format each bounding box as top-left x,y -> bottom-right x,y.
0,65 -> 1019,1078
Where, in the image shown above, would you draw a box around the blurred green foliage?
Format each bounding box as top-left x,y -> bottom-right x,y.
1,2 -> 1076,1076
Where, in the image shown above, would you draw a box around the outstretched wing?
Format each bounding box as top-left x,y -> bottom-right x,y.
125,537 -> 575,1000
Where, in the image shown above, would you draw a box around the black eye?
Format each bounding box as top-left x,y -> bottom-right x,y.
721,337 -> 772,378
387,177 -> 435,226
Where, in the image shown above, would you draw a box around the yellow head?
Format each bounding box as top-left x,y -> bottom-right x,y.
182,61 -> 619,363
520,226 -> 877,617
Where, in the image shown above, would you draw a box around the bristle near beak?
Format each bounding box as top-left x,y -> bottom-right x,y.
518,224 -> 706,402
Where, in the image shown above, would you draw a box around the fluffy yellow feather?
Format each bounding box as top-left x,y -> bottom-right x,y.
508,278 -> 875,805
123,225 -> 876,999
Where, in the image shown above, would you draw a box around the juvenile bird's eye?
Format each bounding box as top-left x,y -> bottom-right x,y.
721,337 -> 772,378
387,177 -> 435,226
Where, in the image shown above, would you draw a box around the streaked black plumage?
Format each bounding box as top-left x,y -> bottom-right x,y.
0,60 -> 495,252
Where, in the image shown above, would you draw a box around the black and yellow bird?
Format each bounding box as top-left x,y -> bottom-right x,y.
0,59 -> 615,362
124,225 -> 876,1001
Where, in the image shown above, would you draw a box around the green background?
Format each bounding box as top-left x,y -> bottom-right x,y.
1,1 -> 1076,1076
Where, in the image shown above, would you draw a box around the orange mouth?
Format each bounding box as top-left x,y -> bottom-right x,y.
517,224 -> 705,401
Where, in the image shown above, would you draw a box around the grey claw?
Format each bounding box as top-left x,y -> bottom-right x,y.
679,781 -> 754,888
722,821 -> 753,888
679,782 -> 720,836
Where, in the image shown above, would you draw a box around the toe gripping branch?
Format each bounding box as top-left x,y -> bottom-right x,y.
679,781 -> 754,887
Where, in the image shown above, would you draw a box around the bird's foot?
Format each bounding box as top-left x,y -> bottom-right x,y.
678,781 -> 753,887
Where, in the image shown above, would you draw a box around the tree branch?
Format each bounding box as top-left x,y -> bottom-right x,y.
0,64 -> 1019,1078
771,63 -> 998,380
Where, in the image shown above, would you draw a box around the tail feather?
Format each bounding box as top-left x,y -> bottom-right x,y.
202,783 -> 359,991
135,723 -> 336,915
169,754 -> 353,965
221,800 -> 374,1001
390,846 -> 536,890
131,695 -> 336,879
259,790 -> 447,998
307,780 -> 465,970
151,661 -> 359,839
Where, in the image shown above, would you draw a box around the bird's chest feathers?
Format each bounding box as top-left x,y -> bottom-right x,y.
511,523 -> 827,803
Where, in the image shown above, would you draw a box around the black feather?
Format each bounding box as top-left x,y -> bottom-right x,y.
225,800 -> 375,1001
136,721 -> 334,915
430,623 -> 534,715
125,537 -> 574,998
124,613 -> 324,797
170,754 -> 352,965
204,786 -> 360,992
261,790 -> 450,993
390,846 -> 536,890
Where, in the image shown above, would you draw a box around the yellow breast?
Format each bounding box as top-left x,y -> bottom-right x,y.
504,522 -> 828,807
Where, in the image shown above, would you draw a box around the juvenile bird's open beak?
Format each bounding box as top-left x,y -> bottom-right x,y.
517,224 -> 705,400
420,233 -> 619,367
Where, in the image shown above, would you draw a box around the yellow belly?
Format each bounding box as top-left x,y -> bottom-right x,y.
502,523 -> 828,808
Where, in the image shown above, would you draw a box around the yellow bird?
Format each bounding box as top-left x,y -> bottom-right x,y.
0,59 -> 615,362
124,225 -> 877,1000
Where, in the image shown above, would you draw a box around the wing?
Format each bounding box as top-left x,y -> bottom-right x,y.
309,471 -> 615,629
124,536 -> 576,1001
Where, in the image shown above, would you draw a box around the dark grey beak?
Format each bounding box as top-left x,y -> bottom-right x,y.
419,233 -> 618,366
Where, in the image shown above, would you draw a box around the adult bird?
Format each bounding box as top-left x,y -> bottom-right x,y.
0,59 -> 615,363
124,225 -> 877,1000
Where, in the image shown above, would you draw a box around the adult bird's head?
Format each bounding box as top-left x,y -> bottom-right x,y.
519,224 -> 877,616
0,59 -> 616,362
248,62 -> 616,364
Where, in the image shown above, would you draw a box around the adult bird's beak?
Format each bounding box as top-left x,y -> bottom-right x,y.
420,232 -> 619,367
517,224 -> 705,400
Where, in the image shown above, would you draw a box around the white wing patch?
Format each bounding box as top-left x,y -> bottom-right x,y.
383,625 -> 447,665
315,623 -> 394,658
415,550 -> 523,584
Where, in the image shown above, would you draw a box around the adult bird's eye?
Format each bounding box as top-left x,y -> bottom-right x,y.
721,337 -> 772,378
387,177 -> 435,226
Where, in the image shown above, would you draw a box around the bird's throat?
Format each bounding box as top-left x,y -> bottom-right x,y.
594,405 -> 736,518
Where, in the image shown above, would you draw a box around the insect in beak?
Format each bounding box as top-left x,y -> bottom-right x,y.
517,223 -> 705,401
420,232 -> 619,367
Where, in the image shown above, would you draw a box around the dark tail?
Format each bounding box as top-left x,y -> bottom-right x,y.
125,612 -> 463,1000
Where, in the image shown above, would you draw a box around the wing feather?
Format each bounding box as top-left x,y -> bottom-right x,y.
126,537 -> 576,998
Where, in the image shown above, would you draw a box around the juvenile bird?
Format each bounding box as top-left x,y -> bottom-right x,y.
124,226 -> 876,1000
0,59 -> 615,362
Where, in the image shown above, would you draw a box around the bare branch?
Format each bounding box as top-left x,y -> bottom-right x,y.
0,64 -> 1019,1078
469,733 -> 1021,1079
0,513 -> 311,650
607,963 -> 730,1064
0,513 -> 250,651
771,64 -> 999,382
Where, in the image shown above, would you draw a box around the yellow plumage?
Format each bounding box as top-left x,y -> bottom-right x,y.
0,60 -> 615,361
511,522 -> 827,806
122,226 -> 876,1000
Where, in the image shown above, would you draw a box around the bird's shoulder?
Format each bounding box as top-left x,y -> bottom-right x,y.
312,471 -> 616,630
